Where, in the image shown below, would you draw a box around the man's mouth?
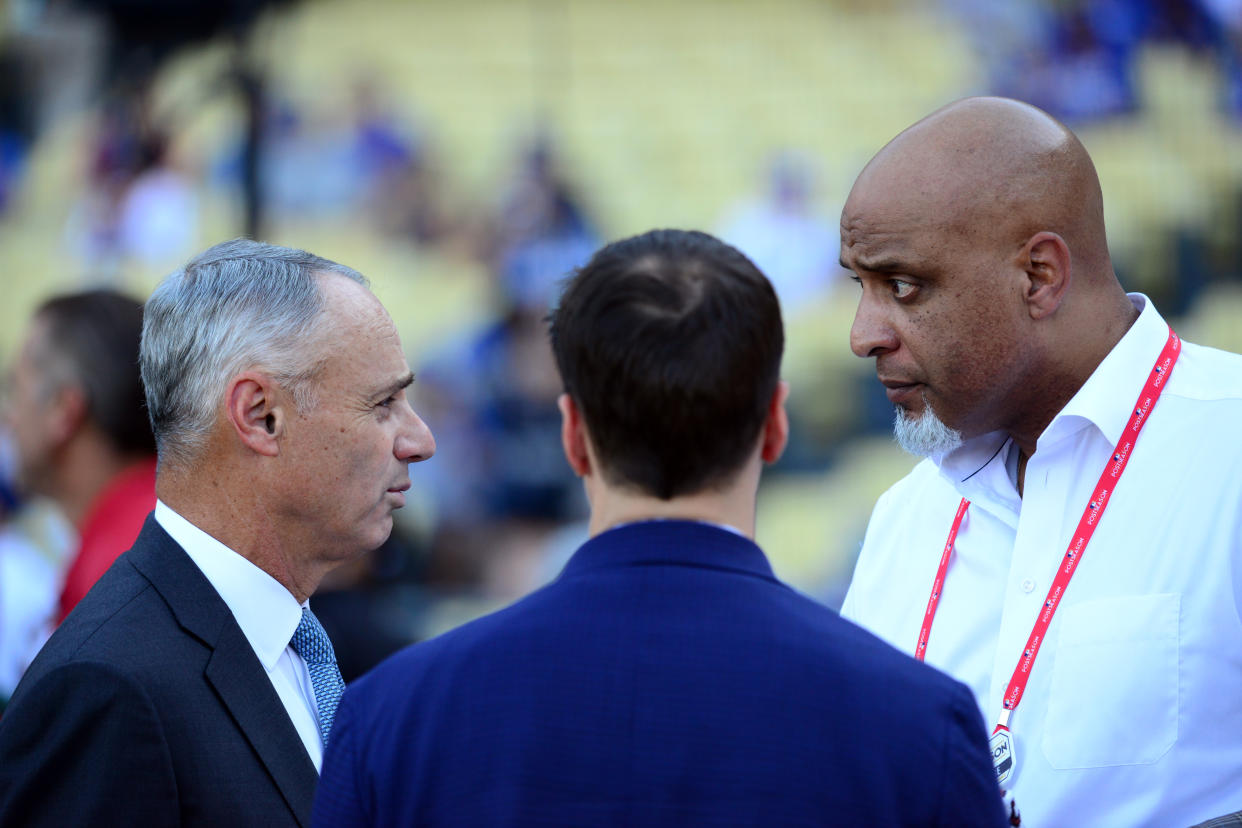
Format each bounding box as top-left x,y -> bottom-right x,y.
386,480 -> 411,507
879,377 -> 923,407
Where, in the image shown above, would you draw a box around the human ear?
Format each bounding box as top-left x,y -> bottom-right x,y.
47,385 -> 88,445
557,393 -> 592,477
225,372 -> 282,457
760,380 -> 790,465
1022,231 -> 1072,320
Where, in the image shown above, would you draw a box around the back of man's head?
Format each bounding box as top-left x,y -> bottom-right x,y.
35,290 -> 154,457
549,229 -> 783,500
140,238 -> 367,469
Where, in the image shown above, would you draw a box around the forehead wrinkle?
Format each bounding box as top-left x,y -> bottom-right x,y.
841,198 -> 949,262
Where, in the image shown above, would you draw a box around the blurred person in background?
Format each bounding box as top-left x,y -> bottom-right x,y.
314,229 -> 1006,828
0,428 -> 71,708
840,97 -> 1242,825
0,239 -> 436,826
114,129 -> 200,267
417,132 -> 596,597
65,95 -> 199,282
346,72 -> 457,247
479,132 -> 599,277
717,150 -> 846,310
948,0 -> 1240,125
223,78 -> 428,228
4,289 -> 155,627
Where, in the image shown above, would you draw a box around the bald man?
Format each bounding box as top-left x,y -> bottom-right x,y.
839,97 -> 1242,826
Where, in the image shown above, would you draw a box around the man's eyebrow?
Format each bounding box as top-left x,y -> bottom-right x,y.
849,255 -> 909,274
375,372 -> 415,398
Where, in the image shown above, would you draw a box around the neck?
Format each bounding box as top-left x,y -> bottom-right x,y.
157,459 -> 325,603
585,463 -> 760,539
54,436 -> 146,528
1008,289 -> 1140,458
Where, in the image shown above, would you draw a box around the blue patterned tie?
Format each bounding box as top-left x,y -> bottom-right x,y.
289,607 -> 346,743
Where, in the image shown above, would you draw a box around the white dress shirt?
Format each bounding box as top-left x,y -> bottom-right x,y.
842,295 -> 1242,827
154,500 -> 325,771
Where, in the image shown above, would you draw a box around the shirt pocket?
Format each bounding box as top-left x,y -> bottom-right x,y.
1040,593 -> 1180,769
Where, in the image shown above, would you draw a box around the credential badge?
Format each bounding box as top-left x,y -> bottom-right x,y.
990,728 -> 1015,787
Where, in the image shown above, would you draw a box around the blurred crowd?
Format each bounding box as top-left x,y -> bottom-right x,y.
2,0 -> 1242,700
949,0 -> 1242,123
0,68 -> 861,695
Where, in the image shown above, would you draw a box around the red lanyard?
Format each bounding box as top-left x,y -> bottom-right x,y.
915,326 -> 1180,740
915,497 -> 969,662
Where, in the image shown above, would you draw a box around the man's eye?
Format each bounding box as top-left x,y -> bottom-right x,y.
890,279 -> 916,299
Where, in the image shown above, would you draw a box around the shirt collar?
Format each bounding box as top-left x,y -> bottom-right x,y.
937,293 -> 1166,480
153,499 -> 304,670
560,519 -> 776,581
1046,293 -> 1168,449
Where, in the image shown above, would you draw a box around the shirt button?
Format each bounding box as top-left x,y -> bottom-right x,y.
1021,579 -> 1036,593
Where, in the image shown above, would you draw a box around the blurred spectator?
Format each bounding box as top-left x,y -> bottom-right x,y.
0,429 -> 72,707
0,130 -> 24,218
218,75 -> 447,231
950,0 -> 1237,123
717,150 -> 845,310
0,43 -> 37,220
349,75 -> 421,201
479,133 -> 600,284
115,131 -> 199,266
969,0 -> 1140,123
418,134 -> 596,595
352,76 -> 458,246
0,524 -> 57,705
416,290 -> 589,595
4,290 -> 156,626
1202,0 -> 1242,116
65,96 -> 199,280
263,100 -> 359,217
369,144 -> 458,246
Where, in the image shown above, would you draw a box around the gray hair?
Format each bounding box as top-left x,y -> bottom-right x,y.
140,238 -> 368,468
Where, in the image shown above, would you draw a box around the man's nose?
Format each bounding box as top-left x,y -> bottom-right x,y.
395,405 -> 436,463
849,295 -> 899,359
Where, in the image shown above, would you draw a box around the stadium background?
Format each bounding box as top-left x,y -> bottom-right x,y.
1,0 -> 1240,652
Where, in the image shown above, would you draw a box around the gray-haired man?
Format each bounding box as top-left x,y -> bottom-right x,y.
0,239 -> 435,827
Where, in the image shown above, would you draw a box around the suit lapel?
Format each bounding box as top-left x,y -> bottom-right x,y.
127,517 -> 318,828
205,625 -> 318,827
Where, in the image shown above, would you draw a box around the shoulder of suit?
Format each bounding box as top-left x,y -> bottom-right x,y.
31,556 -> 181,678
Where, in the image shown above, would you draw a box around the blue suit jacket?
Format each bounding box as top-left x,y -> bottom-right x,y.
315,520 -> 1005,827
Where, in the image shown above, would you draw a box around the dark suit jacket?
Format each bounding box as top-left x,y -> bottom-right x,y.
314,520 -> 1006,827
0,516 -> 318,827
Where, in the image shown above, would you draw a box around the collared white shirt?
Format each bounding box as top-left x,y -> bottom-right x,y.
154,500 -> 325,771
842,295 -> 1242,827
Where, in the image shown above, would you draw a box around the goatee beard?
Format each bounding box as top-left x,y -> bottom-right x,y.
892,400 -> 964,457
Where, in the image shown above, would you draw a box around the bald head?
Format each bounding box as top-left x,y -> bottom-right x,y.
849,97 -> 1111,281
842,97 -> 1140,454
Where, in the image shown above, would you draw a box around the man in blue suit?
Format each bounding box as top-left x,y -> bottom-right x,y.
314,229 -> 1007,827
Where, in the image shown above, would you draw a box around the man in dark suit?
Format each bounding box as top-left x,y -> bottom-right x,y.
314,229 -> 1007,827
0,239 -> 436,827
